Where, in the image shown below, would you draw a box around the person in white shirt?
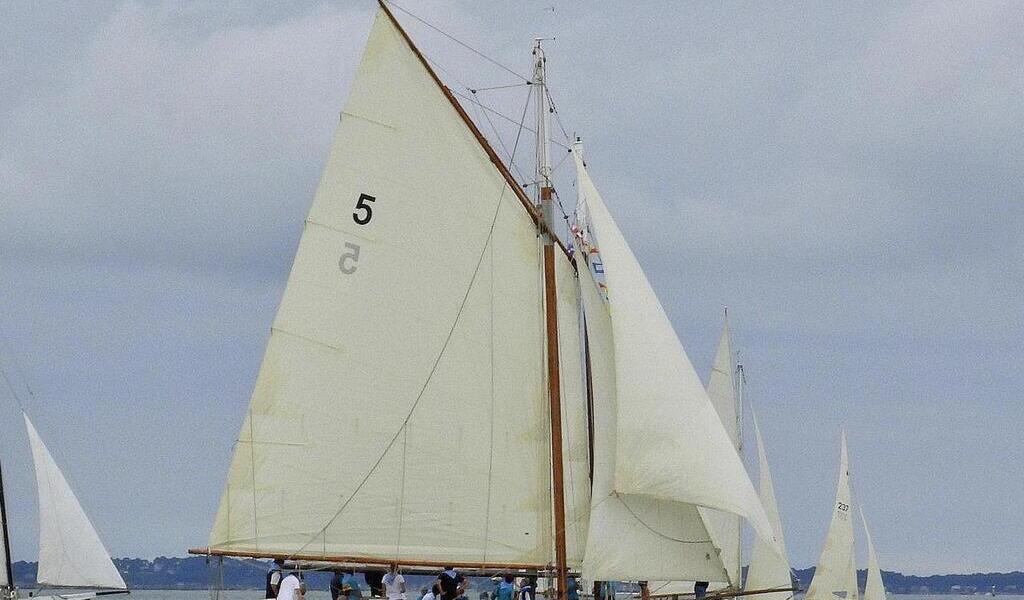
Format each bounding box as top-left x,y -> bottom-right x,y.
383,563 -> 407,600
277,572 -> 305,600
423,583 -> 442,600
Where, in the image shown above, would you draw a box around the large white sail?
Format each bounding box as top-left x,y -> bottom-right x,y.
578,250 -> 728,582
805,433 -> 857,600
24,414 -> 126,589
572,148 -> 775,545
207,7 -> 588,566
745,411 -> 793,599
698,317 -> 742,586
861,511 -> 886,600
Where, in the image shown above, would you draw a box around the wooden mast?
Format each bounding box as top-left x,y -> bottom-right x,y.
534,38 -> 569,600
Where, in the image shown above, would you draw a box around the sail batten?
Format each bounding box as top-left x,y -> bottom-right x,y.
25,415 -> 126,590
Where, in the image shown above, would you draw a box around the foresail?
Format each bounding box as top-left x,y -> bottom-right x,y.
698,318 -> 742,586
745,412 -> 793,600
209,8 -> 559,566
0,461 -> 10,589
572,150 -> 775,547
24,415 -> 126,589
805,433 -> 856,600
861,511 -> 886,600
577,251 -> 727,582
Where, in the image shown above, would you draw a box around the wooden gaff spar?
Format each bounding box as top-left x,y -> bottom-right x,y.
191,3 -> 782,598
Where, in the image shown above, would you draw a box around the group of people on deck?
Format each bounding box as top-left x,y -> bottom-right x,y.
266,561 -> 585,600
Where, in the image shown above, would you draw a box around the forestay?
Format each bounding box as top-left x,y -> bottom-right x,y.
208,8 -> 570,566
861,511 -> 886,600
25,415 -> 126,589
698,318 -> 742,587
745,412 -> 793,600
573,149 -> 776,546
577,249 -> 727,582
805,434 -> 857,600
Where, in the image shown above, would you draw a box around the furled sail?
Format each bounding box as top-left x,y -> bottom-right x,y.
572,148 -> 775,544
805,433 -> 857,600
208,7 -> 581,566
698,317 -> 743,586
24,414 -> 126,589
745,411 -> 793,600
578,250 -> 727,582
861,511 -> 886,600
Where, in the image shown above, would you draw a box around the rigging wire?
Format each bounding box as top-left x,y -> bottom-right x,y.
383,0 -> 530,83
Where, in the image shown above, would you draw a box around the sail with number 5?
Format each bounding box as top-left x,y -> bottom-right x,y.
204,5 -> 591,569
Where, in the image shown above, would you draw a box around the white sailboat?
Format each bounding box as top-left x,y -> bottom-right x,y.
805,433 -> 857,600
191,2 -> 780,599
0,413 -> 127,600
744,411 -> 794,600
860,511 -> 885,600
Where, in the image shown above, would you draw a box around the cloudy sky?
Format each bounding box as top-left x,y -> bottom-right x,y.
1,0 -> 1021,576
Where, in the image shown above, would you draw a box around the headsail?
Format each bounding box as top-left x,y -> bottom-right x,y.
208,6 -> 585,567
861,511 -> 886,600
0,461 -> 11,589
578,250 -> 727,582
745,411 -> 793,600
805,433 -> 856,600
573,147 -> 775,544
698,316 -> 743,586
24,414 -> 126,589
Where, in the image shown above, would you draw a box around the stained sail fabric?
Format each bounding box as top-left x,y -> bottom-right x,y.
572,149 -> 776,547
861,511 -> 886,600
577,251 -> 727,582
24,414 -> 126,589
698,317 -> 742,586
209,8 -> 557,565
556,250 -> 592,567
745,411 -> 793,600
806,433 -> 857,600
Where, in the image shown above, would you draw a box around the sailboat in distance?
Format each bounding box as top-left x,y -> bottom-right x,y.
860,511 -> 886,600
0,412 -> 127,600
191,2 -> 780,597
805,433 -> 858,600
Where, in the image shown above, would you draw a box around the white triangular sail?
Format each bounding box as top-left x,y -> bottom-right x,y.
861,511 -> 886,600
745,411 -> 793,600
24,414 -> 126,589
573,147 -> 775,544
208,7 -> 587,566
578,250 -> 728,582
698,317 -> 742,586
805,433 -> 857,600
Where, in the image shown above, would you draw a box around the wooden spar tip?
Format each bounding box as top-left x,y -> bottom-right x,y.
187,547 -> 554,575
376,0 -> 575,266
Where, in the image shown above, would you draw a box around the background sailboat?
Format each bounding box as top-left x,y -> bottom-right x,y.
0,411 -> 126,599
860,511 -> 886,600
805,434 -> 857,600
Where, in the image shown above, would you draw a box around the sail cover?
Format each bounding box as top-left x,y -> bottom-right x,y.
209,8 -> 574,566
745,411 -> 793,599
806,433 -> 857,600
24,414 -> 126,589
578,250 -> 728,582
698,318 -> 742,586
572,149 -> 776,547
861,511 -> 886,600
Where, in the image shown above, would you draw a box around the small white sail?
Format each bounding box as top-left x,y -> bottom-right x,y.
24,414 -> 126,589
745,411 -> 793,600
861,511 -> 886,600
578,250 -> 728,582
209,7 -> 587,566
805,433 -> 856,600
573,148 -> 775,546
698,317 -> 742,586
